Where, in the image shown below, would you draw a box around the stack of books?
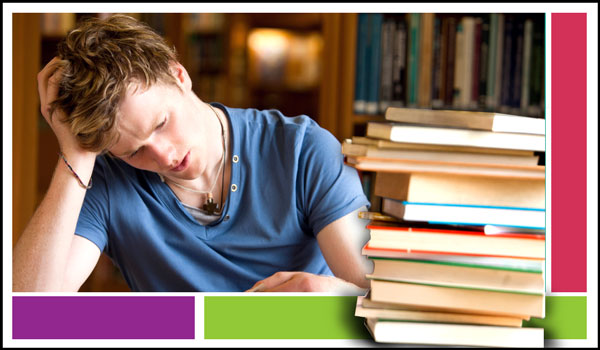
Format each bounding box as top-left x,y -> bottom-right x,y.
345,107 -> 546,347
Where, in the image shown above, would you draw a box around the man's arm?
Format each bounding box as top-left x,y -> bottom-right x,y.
316,206 -> 373,289
246,207 -> 373,293
12,57 -> 101,291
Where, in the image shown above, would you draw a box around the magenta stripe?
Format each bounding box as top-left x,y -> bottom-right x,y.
551,13 -> 587,292
13,296 -> 195,339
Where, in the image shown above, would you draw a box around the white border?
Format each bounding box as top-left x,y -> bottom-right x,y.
3,2 -> 598,348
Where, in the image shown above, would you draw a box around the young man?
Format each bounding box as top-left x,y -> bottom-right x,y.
13,14 -> 372,292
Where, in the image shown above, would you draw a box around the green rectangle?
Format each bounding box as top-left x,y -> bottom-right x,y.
204,295 -> 586,340
523,296 -> 587,339
204,296 -> 369,339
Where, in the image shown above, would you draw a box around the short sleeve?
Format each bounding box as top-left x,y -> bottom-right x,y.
74,155 -> 111,252
297,125 -> 370,235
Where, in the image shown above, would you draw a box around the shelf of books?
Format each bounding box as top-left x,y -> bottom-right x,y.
345,107 -> 546,346
343,13 -> 545,140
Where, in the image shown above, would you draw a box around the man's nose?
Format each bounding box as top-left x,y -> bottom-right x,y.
148,140 -> 177,168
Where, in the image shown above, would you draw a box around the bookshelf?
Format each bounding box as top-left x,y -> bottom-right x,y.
335,13 -> 546,141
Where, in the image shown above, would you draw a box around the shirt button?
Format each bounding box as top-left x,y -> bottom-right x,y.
224,215 -> 230,221
231,184 -> 238,192
232,155 -> 239,163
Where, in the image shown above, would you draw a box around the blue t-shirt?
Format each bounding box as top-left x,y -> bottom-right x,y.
75,103 -> 370,292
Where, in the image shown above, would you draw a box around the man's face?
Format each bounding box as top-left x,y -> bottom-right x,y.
108,81 -> 213,181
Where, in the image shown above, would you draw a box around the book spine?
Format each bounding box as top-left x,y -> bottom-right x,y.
511,16 -> 525,114
500,14 -> 514,112
391,16 -> 408,107
431,15 -> 444,108
444,17 -> 457,107
521,19 -> 533,113
471,17 -> 482,109
418,13 -> 435,108
493,14 -> 505,109
478,14 -> 490,109
486,13 -> 498,108
354,14 -> 369,114
366,14 -> 383,115
463,17 -> 475,109
452,18 -> 465,108
528,17 -> 544,117
379,16 -> 395,113
407,13 -> 420,107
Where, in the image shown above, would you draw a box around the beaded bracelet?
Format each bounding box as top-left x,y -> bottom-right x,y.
58,152 -> 92,189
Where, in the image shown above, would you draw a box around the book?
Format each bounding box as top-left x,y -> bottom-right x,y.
430,15 -> 443,107
353,13 -> 369,114
407,13 -> 420,107
381,199 -> 546,229
369,279 -> 545,318
357,211 -> 400,222
471,17 -> 482,108
351,135 -> 535,156
521,18 -> 534,111
453,16 -> 475,109
485,224 -> 546,235
500,14 -> 516,112
378,15 -> 395,113
417,13 -> 435,107
390,15 -> 408,107
374,171 -> 545,209
444,16 -> 457,106
366,122 -> 546,151
346,155 -> 546,179
355,295 -> 524,327
478,14 -> 490,107
383,107 -> 545,135
342,140 -> 539,166
364,318 -> 544,347
511,16 -> 525,113
528,17 -> 544,116
367,258 -> 544,294
492,13 -> 505,108
367,224 -> 545,259
365,14 -> 383,114
362,243 -> 545,273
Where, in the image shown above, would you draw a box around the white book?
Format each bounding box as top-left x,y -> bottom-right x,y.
365,318 -> 544,347
367,122 -> 546,151
382,199 -> 546,229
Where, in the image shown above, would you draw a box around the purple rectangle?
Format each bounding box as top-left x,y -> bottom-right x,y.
13,296 -> 195,339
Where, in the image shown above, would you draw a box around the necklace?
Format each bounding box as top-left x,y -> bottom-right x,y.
160,104 -> 226,215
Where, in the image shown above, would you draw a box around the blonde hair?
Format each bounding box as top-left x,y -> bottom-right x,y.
50,14 -> 179,152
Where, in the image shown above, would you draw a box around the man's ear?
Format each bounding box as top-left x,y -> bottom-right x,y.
170,62 -> 192,92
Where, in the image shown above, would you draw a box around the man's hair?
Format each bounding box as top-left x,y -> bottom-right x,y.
50,14 -> 179,152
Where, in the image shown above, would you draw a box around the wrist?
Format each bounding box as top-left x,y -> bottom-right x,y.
56,151 -> 96,189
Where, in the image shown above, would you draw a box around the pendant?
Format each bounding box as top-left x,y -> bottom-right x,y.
203,196 -> 219,215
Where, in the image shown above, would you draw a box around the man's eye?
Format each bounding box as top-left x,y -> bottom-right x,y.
157,117 -> 167,129
129,148 -> 141,159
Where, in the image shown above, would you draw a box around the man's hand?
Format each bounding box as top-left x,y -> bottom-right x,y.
246,271 -> 368,294
37,57 -> 95,160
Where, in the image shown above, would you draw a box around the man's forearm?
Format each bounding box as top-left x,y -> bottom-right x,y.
13,155 -> 95,291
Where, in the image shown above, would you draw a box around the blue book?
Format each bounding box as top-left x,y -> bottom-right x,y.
365,14 -> 383,115
407,13 -> 421,107
354,14 -> 369,114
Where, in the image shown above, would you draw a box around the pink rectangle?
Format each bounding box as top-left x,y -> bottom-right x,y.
551,13 -> 587,292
